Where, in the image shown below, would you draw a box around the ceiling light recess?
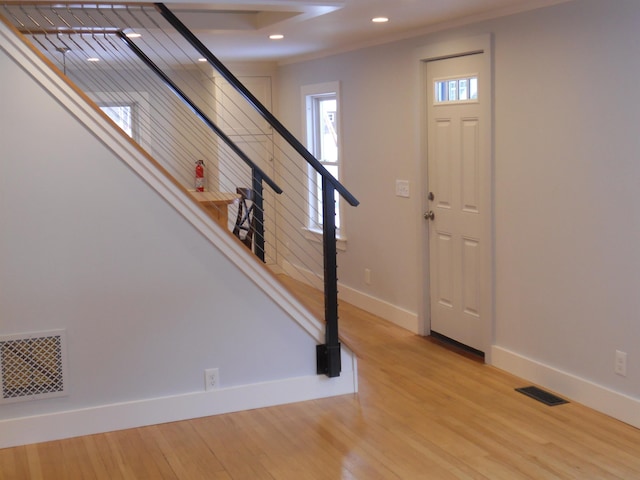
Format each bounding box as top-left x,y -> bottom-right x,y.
372,17 -> 389,23
269,34 -> 284,40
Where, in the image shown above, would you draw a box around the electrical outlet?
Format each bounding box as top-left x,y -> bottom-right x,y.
395,179 -> 410,198
364,268 -> 372,285
205,368 -> 220,391
614,350 -> 627,377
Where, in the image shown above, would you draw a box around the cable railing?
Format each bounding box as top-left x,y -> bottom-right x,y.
0,2 -> 359,377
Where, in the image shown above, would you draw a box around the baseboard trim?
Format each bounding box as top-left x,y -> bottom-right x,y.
0,365 -> 358,449
338,285 -> 420,333
281,259 -> 419,333
492,346 -> 640,429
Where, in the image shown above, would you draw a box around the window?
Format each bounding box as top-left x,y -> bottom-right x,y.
93,92 -> 150,151
100,104 -> 134,138
434,75 -> 478,104
309,94 -> 339,228
302,82 -> 343,240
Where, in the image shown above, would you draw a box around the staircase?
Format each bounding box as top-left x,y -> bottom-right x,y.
0,2 -> 359,449
0,2 -> 359,377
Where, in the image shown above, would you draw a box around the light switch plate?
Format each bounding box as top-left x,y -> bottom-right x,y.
396,180 -> 410,198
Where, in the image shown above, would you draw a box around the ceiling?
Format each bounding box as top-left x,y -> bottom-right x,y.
166,0 -> 569,63
1,0 -> 569,66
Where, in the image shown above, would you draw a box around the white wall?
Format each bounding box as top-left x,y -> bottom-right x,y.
72,66 -> 219,189
0,31 -> 356,448
491,0 -> 640,426
276,0 -> 640,426
277,41 -> 424,330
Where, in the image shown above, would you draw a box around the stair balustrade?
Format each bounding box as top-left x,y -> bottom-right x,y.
0,2 -> 359,377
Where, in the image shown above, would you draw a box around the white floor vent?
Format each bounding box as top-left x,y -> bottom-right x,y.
0,330 -> 68,404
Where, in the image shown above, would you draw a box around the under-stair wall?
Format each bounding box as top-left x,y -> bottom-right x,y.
0,20 -> 357,449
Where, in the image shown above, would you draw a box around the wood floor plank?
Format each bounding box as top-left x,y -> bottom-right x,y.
0,445 -> 30,480
24,444 -> 44,480
80,434 -> 127,480
150,422 -> 230,480
106,428 -> 178,479
59,436 -> 98,479
1,277 -> 640,478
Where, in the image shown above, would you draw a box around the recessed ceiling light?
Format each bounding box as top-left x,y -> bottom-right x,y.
372,17 -> 389,23
198,58 -> 207,62
126,32 -> 142,38
87,57 -> 100,62
269,34 -> 284,40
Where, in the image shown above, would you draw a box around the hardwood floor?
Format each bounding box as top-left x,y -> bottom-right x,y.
2,279 -> 639,479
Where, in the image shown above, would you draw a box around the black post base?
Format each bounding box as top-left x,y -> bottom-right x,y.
316,343 -> 341,378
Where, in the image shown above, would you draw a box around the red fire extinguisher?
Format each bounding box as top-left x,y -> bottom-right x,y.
195,160 -> 205,192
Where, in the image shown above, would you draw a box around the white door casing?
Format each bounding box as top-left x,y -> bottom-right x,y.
417,35 -> 493,357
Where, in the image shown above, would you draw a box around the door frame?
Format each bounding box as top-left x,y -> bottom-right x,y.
415,34 -> 495,361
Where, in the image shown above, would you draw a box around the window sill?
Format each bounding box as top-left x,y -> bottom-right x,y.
302,227 -> 348,252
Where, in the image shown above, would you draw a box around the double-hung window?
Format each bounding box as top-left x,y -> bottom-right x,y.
302,81 -> 345,248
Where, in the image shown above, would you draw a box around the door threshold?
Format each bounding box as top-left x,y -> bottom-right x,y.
428,331 -> 485,363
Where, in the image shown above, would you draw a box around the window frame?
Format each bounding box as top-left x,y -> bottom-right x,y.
99,103 -> 136,139
433,74 -> 479,105
92,91 -> 151,152
301,81 -> 346,250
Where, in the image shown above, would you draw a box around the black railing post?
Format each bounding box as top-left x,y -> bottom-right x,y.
251,168 -> 265,262
316,179 -> 341,377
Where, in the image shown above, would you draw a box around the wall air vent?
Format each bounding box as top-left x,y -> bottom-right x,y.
0,330 -> 68,404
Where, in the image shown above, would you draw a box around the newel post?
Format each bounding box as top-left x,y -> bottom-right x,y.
316,179 -> 341,377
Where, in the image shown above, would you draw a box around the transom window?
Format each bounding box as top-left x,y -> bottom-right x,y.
434,75 -> 478,104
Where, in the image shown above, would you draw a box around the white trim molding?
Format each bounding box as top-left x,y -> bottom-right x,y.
339,286 -> 419,333
282,260 -> 419,333
302,227 -> 348,252
492,346 -> 640,429
0,355 -> 358,449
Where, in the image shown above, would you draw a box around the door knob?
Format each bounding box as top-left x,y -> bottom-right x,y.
424,210 -> 435,220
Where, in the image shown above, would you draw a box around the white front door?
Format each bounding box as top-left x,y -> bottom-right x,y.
426,53 -> 489,353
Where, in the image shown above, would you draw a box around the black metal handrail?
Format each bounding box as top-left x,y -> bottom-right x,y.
117,30 -> 278,262
116,32 -> 282,194
155,3 -> 358,377
154,3 -> 359,210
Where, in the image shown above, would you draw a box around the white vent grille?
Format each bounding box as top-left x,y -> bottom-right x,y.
0,330 -> 68,403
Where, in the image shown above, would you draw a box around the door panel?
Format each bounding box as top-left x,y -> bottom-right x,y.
434,120 -> 453,209
435,232 -> 454,309
462,237 -> 480,317
427,54 -> 486,352
461,119 -> 480,213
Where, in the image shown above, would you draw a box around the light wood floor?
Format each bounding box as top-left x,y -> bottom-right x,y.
2,278 -> 639,479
